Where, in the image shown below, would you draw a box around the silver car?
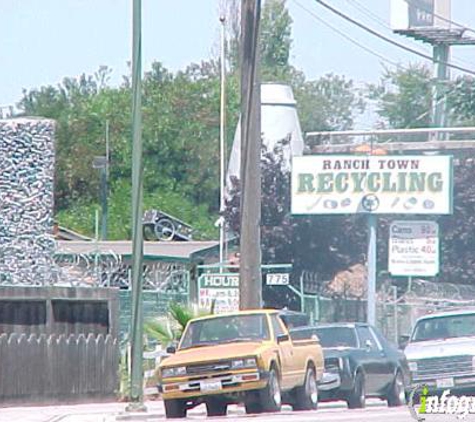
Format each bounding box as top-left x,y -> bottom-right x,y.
404,308 -> 475,392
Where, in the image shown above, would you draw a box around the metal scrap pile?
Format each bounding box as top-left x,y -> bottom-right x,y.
0,118 -> 56,285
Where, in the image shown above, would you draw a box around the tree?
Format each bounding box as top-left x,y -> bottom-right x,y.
223,0 -> 365,135
294,73 -> 366,133
19,63 -> 232,239
18,67 -> 128,211
18,0 -> 364,240
368,64 -> 432,129
224,141 -> 369,309
225,0 -> 292,81
448,76 -> 475,126
260,0 -> 293,81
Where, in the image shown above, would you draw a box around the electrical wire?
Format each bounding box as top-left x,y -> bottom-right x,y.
292,0 -> 399,67
292,0 -> 430,130
344,0 -> 475,69
345,0 -> 389,29
294,0 -> 471,130
314,0 -> 475,77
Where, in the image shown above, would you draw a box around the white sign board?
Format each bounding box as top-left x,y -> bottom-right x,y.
198,274 -> 239,313
388,221 -> 439,276
266,273 -> 290,286
391,0 -> 451,30
291,155 -> 453,215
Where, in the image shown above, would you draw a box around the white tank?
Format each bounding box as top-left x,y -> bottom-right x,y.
226,83 -> 304,189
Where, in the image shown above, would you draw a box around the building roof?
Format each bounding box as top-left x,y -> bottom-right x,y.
56,240 -> 220,262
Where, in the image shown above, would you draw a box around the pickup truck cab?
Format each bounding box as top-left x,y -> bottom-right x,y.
405,308 -> 475,392
157,309 -> 324,418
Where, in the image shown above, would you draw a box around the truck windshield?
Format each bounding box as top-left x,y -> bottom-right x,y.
314,327 -> 358,348
411,314 -> 475,342
179,314 -> 270,349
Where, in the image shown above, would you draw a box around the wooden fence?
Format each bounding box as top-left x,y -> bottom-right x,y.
0,333 -> 119,402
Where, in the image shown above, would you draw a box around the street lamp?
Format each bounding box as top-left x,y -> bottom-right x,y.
219,14 -> 227,271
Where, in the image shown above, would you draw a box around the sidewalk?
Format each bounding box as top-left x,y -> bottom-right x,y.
0,400 -> 169,422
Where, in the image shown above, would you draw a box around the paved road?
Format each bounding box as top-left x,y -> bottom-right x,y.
0,400 -> 417,422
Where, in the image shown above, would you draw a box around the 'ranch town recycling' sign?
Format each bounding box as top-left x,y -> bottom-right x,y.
291,155 -> 453,215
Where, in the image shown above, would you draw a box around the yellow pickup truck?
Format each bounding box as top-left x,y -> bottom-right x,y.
156,309 -> 324,418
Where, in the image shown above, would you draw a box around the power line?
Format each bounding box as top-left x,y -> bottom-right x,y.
292,0 -> 399,67
314,0 -> 475,77
345,0 -> 389,29
404,0 -> 475,35
344,0 -> 475,69
295,0 -> 470,130
292,0 -> 432,130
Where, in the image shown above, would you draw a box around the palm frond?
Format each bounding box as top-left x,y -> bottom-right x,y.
169,302 -> 195,330
144,318 -> 174,344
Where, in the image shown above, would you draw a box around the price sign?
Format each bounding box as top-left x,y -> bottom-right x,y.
388,221 -> 439,277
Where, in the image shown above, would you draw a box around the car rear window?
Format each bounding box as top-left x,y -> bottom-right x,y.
314,327 -> 358,348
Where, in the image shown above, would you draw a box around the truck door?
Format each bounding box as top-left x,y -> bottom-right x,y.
270,314 -> 296,389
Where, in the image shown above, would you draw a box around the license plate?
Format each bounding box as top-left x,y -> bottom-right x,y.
436,378 -> 454,389
200,380 -> 222,392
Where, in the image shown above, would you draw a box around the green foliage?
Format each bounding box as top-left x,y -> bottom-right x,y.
144,318 -> 175,346
56,178 -> 218,240
368,64 -> 432,129
294,73 -> 366,133
144,302 -> 214,346
20,0 -> 364,240
225,141 -> 368,308
260,0 -> 293,81
226,142 -> 475,308
448,76 -> 475,126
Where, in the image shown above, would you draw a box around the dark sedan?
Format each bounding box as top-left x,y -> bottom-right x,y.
290,322 -> 410,408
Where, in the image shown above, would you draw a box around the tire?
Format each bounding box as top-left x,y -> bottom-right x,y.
245,366 -> 282,414
387,371 -> 406,407
164,399 -> 186,418
244,400 -> 263,415
347,371 -> 365,409
294,366 -> 318,411
206,398 -> 228,416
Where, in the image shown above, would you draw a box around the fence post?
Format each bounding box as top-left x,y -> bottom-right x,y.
392,286 -> 398,345
300,275 -> 305,313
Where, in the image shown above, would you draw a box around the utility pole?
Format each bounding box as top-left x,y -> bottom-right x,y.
391,3 -> 475,138
432,43 -> 450,138
127,0 -> 146,412
219,15 -> 227,271
367,214 -> 377,326
239,0 -> 262,310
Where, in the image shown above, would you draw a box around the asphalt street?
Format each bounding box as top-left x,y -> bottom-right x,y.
0,400 -> 418,422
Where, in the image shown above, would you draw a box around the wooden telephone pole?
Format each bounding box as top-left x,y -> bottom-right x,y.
239,0 -> 262,309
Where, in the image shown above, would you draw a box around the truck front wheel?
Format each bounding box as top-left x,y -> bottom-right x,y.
206,398 -> 228,416
260,367 -> 282,412
245,367 -> 282,414
164,399 -> 186,418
